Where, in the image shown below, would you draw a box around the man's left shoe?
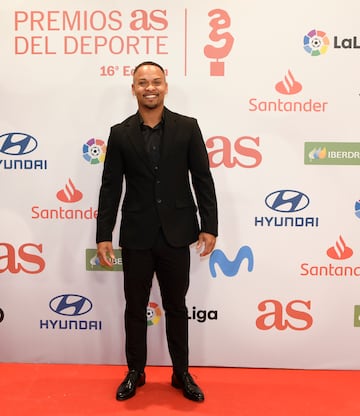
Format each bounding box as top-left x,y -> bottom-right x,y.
171,372 -> 205,402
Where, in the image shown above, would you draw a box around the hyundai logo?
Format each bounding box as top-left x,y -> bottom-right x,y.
49,294 -> 93,316
265,190 -> 310,213
0,132 -> 38,155
0,308 -> 4,323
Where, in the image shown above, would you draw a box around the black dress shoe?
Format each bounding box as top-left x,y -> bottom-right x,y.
171,372 -> 205,402
116,370 -> 145,401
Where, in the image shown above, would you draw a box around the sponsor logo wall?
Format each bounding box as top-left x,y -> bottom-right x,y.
1,0 -> 360,369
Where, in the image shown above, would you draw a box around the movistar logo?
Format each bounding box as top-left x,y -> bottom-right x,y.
209,246 -> 254,277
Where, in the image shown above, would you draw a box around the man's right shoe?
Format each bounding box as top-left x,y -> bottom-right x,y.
116,370 -> 146,401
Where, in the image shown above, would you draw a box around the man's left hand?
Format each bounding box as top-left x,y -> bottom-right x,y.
196,232 -> 216,257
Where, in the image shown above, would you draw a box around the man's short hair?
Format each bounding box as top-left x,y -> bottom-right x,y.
133,61 -> 165,75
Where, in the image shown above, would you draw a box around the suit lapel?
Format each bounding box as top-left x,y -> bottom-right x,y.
161,108 -> 177,161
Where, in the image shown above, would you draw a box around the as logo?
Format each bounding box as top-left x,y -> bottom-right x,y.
210,246 -> 254,277
204,9 -> 234,76
0,243 -> 45,274
206,135 -> 262,168
256,299 -> 313,331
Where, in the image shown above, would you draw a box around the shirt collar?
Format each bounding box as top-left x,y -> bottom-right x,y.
138,111 -> 165,128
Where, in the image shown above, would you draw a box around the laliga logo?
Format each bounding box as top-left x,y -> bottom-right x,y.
147,302 -> 162,326
203,9 -> 234,76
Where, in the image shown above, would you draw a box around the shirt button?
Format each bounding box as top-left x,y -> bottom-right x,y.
154,166 -> 159,170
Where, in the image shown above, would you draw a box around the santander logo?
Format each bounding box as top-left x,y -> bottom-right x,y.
248,68 -> 328,113
31,178 -> 97,220
56,178 -> 83,203
326,235 -> 353,260
300,235 -> 358,278
275,70 -> 302,95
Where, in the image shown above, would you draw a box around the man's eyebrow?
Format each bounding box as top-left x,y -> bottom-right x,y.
137,77 -> 163,82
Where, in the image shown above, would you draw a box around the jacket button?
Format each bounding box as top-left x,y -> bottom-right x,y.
156,199 -> 162,204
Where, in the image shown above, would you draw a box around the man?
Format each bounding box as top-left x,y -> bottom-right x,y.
96,61 -> 218,402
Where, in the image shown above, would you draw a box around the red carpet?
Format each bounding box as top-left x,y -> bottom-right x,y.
1,364 -> 360,415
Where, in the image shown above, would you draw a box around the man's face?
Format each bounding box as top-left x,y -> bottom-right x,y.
132,65 -> 168,110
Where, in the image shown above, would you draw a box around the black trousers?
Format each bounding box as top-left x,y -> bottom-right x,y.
121,230 -> 190,375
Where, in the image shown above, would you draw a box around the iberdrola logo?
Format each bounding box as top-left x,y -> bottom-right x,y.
308,147 -> 327,160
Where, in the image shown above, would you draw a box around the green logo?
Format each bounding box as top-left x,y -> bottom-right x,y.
304,142 -> 360,165
354,305 -> 360,327
85,248 -> 123,271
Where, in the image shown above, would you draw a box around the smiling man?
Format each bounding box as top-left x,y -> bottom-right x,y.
96,61 -> 218,402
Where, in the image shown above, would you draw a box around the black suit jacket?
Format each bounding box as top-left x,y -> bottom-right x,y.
96,107 -> 218,249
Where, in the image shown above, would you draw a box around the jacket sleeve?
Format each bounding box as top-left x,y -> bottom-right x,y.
188,119 -> 218,237
96,126 -> 124,243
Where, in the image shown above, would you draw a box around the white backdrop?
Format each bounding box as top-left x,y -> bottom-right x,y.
1,0 -> 360,369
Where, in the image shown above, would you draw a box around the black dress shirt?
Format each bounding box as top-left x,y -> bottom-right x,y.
140,118 -> 164,166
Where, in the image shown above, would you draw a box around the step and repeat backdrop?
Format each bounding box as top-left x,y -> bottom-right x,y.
1,0 -> 360,369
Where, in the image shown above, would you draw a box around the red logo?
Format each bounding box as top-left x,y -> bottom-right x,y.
256,299 -> 313,331
275,70 -> 302,95
206,135 -> 262,168
0,243 -> 45,274
56,179 -> 83,203
204,9 -> 234,76
327,235 -> 353,260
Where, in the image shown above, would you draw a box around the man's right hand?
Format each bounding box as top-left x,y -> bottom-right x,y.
97,241 -> 115,267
